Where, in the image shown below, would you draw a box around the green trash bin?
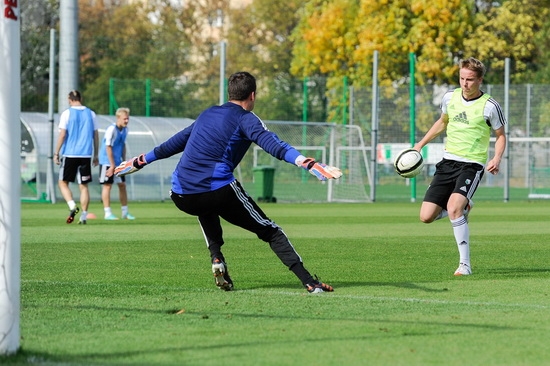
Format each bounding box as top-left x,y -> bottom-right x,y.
253,166 -> 276,203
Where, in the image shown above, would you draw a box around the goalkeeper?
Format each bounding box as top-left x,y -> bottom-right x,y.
116,71 -> 342,294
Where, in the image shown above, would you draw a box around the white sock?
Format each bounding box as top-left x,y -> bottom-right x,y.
68,200 -> 76,210
464,198 -> 474,215
121,205 -> 129,216
104,207 -> 112,217
450,216 -> 470,266
81,211 -> 88,221
434,209 -> 448,221
437,200 -> 472,222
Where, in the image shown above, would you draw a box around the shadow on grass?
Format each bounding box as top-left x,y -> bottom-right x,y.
485,267 -> 550,276
12,294 -> 530,365
251,281 -> 450,293
336,281 -> 450,293
3,316 -> 523,366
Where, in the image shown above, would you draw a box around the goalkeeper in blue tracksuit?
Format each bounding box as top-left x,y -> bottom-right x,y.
116,71 -> 342,294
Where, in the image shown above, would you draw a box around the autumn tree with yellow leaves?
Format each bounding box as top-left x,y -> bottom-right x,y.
464,0 -> 549,84
291,0 -> 547,87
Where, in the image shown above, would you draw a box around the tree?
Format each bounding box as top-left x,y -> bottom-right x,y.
140,0 -> 194,79
529,15 -> 550,83
223,1 -> 313,121
292,0 -> 550,87
78,0 -> 207,115
289,0 -> 360,122
78,1 -> 155,113
292,0 -> 474,87
225,0 -> 309,76
20,0 -> 59,111
464,0 -> 550,84
403,0 -> 474,84
291,0 -> 359,81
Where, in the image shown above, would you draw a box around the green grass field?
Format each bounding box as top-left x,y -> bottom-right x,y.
4,200 -> 550,365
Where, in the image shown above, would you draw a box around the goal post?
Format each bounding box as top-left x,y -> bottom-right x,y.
249,121 -> 372,203
528,159 -> 550,199
0,1 -> 22,355
510,137 -> 550,200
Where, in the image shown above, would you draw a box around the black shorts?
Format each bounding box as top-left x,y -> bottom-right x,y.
58,157 -> 93,184
423,159 -> 484,208
99,165 -> 125,185
170,181 -> 280,243
170,181 -> 303,268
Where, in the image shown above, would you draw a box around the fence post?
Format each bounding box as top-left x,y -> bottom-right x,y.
525,84 -> 532,187
371,50 -> 379,202
47,29 -> 57,204
409,52 -> 417,202
219,41 -> 226,105
302,77 -> 308,123
109,78 -> 115,115
342,76 -> 348,125
145,78 -> 151,117
301,77 -> 308,182
503,58 -> 510,202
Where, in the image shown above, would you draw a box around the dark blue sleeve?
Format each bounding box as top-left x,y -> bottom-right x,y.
241,113 -> 301,164
145,123 -> 194,163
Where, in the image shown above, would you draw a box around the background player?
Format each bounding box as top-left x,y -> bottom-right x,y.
99,107 -> 135,220
54,90 -> 99,224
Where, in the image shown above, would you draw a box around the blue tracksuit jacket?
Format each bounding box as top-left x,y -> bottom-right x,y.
144,102 -> 301,195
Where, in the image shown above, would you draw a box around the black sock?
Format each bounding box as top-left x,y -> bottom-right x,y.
290,262 -> 314,286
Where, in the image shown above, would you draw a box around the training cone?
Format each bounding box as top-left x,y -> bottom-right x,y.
87,212 -> 97,219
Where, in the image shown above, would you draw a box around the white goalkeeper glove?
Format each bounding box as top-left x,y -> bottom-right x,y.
300,157 -> 342,181
115,154 -> 147,177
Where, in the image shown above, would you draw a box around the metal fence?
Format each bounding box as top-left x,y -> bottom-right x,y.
21,83 -> 550,203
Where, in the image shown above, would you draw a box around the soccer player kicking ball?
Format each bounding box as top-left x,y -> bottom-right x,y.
115,71 -> 342,293
413,57 -> 507,276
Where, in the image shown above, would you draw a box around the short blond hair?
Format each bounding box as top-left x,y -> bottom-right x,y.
116,107 -> 130,117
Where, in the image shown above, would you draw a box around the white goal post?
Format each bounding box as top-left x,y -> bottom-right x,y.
1,1 -> 21,355
250,121 -> 372,203
518,137 -> 550,199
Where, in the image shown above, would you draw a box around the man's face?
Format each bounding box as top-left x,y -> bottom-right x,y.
117,113 -> 130,128
459,68 -> 483,100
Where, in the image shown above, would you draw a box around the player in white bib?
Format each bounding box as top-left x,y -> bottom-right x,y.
413,57 -> 507,276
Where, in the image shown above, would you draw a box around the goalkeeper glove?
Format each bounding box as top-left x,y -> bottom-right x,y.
115,154 -> 147,177
300,157 -> 342,181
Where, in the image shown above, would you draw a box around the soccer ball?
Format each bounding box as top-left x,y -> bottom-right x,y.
393,148 -> 424,178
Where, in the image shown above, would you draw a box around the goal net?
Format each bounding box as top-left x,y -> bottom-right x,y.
248,121 -> 372,203
524,137 -> 550,199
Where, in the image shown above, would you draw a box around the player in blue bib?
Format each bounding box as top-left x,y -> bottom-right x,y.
98,107 -> 135,220
54,90 -> 99,224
